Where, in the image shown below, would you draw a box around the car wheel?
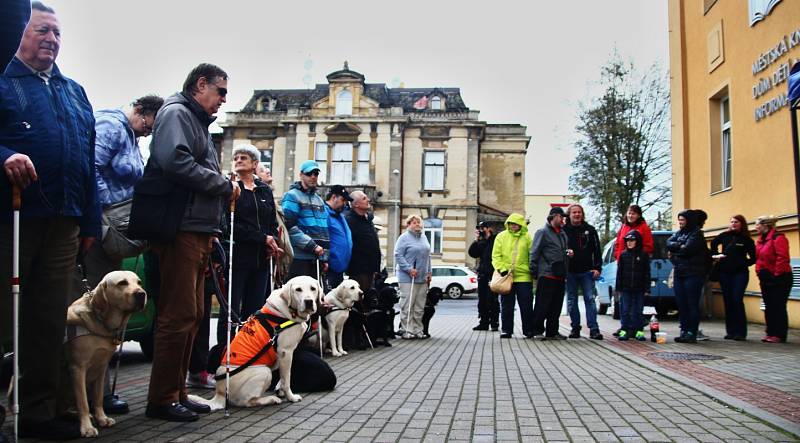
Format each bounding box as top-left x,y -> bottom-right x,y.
446,284 -> 463,299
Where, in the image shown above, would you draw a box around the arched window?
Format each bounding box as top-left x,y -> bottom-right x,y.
336,90 -> 352,115
431,96 -> 442,111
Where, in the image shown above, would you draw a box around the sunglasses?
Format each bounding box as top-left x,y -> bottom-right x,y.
208,83 -> 227,98
303,170 -> 320,177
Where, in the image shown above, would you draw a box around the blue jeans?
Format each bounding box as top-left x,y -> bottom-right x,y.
619,291 -> 644,334
566,271 -> 599,332
719,271 -> 749,338
500,281 -> 534,336
673,274 -> 704,336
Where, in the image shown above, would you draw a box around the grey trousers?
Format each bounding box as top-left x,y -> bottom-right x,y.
399,282 -> 428,335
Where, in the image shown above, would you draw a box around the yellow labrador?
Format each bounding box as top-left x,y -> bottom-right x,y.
188,275 -> 320,410
323,279 -> 363,357
59,271 -> 147,438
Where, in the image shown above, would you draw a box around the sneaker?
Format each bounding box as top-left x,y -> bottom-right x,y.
612,328 -> 622,337
618,330 -> 628,341
697,330 -> 710,341
635,331 -> 646,341
675,332 -> 697,343
472,324 -> 489,331
589,331 -> 604,340
499,333 -> 512,339
415,332 -> 428,339
762,335 -> 782,343
402,333 -> 416,339
186,371 -> 215,389
568,329 -> 581,339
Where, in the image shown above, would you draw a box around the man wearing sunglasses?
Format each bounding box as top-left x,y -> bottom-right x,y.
141,63 -> 240,422
281,160 -> 330,279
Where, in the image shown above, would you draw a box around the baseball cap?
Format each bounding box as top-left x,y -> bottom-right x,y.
329,184 -> 353,201
299,160 -> 321,174
548,206 -> 566,217
476,221 -> 488,229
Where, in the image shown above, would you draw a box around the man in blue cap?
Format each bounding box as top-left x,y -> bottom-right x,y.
281,160 -> 329,278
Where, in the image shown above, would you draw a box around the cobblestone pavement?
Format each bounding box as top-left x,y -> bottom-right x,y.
2,296 -> 799,442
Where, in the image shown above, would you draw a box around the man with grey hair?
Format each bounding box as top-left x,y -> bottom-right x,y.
0,2 -> 99,438
256,163 -> 273,186
346,190 -> 381,291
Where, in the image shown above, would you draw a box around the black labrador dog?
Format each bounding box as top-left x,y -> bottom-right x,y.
365,285 -> 399,346
421,288 -> 443,338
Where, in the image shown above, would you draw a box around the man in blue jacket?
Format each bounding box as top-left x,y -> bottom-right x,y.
281,160 -> 329,278
0,2 -> 100,439
324,185 -> 353,288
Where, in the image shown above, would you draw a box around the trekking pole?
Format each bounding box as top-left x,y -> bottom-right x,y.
315,259 -> 323,358
224,179 -> 237,418
11,185 -> 21,441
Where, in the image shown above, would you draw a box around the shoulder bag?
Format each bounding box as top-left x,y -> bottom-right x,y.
489,237 -> 520,295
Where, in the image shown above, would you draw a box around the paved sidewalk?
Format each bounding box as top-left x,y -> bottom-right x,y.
2,298 -> 799,442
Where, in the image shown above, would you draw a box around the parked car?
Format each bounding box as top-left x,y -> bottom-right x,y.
121,255 -> 156,360
595,230 -> 676,318
385,265 -> 478,299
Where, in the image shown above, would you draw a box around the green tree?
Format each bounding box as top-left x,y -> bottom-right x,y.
570,55 -> 671,242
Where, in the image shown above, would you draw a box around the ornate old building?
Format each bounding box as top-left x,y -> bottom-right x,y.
220,64 -> 530,267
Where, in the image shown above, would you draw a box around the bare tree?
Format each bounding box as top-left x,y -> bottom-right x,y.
570,54 -> 671,242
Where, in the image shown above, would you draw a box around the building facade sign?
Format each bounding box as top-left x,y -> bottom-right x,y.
752,26 -> 800,122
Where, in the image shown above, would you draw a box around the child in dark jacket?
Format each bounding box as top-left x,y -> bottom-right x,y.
616,231 -> 651,341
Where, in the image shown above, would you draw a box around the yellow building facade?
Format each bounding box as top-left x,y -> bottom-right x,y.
669,0 -> 800,326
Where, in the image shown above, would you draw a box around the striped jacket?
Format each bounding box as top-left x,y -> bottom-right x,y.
281,182 -> 329,261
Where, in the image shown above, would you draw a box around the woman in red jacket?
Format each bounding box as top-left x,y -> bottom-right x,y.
614,205 -> 655,260
754,215 -> 793,343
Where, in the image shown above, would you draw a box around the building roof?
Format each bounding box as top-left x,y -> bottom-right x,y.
242,66 -> 469,113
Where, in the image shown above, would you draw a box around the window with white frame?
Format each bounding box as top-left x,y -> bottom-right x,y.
721,97 -> 732,190
313,142 -> 373,185
424,218 -> 443,254
335,90 -> 352,116
423,151 -> 445,190
431,96 -> 442,110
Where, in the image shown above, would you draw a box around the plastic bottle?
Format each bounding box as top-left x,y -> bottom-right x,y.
649,314 -> 660,342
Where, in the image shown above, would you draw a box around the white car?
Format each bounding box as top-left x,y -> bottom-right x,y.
385,265 -> 478,299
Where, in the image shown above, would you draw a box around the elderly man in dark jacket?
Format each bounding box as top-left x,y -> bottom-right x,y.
530,207 -> 571,340
141,63 -> 240,422
345,190 -> 381,291
468,222 -> 499,331
0,3 -> 100,439
563,204 -> 603,340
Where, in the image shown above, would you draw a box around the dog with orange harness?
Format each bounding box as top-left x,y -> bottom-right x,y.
188,276 -> 320,410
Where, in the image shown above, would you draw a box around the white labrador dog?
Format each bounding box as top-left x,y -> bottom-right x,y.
323,279 -> 363,357
188,276 -> 320,410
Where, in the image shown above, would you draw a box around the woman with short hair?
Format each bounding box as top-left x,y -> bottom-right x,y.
394,214 -> 432,339
710,215 -> 756,340
754,215 -> 792,343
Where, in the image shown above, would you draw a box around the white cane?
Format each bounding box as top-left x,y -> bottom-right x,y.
315,259 -> 323,358
11,186 -> 21,440
224,185 -> 236,418
405,262 -> 417,337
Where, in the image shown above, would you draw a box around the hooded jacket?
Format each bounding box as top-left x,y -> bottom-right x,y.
667,209 -> 710,277
491,213 -> 533,283
530,218 -> 570,280
145,92 -> 232,234
615,230 -> 651,292
281,181 -> 329,261
326,202 -> 353,273
755,228 -> 791,278
94,109 -> 145,206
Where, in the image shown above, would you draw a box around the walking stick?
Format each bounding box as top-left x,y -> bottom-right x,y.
315,259 -> 323,358
405,261 -> 417,337
224,183 -> 236,418
11,185 -> 21,441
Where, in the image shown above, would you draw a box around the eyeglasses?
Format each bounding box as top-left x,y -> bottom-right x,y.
233,155 -> 252,161
304,170 -> 320,177
208,83 -> 228,98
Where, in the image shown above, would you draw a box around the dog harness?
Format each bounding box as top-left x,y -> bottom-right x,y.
215,307 -> 298,380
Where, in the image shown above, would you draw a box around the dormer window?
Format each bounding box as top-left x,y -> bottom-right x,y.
431,96 -> 442,111
336,90 -> 352,115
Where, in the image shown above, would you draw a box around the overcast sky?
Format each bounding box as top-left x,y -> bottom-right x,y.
43,0 -> 669,195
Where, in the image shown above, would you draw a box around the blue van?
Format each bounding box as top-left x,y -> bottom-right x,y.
595,230 -> 676,318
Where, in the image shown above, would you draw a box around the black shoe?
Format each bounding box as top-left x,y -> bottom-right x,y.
180,397 -> 211,414
18,418 -> 81,440
472,324 -> 489,331
145,402 -> 199,422
612,328 -> 621,337
590,331 -> 604,340
568,329 -> 581,339
490,325 -> 499,331
523,334 -> 534,339
383,341 -> 393,347
500,333 -> 512,339
724,335 -> 733,340
545,333 -> 567,340
104,393 -> 130,415
733,336 -> 747,341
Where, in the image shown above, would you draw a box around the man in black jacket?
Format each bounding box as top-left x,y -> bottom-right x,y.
563,204 -> 604,340
345,191 -> 381,291
468,222 -> 498,331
